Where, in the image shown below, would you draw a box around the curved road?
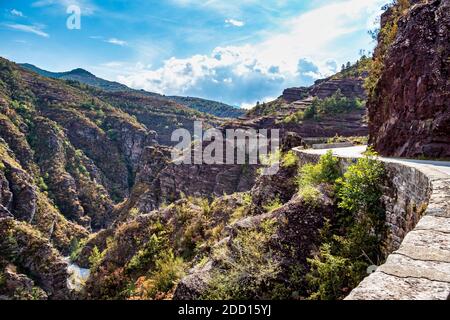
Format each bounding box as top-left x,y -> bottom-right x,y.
296,145 -> 450,177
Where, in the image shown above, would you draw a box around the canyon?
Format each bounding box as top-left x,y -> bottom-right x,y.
0,0 -> 449,301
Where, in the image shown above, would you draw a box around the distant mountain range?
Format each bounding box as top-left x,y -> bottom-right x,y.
19,63 -> 245,119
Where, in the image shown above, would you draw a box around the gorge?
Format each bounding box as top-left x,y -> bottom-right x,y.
0,0 -> 449,301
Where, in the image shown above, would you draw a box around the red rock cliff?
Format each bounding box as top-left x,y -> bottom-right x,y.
368,0 -> 450,158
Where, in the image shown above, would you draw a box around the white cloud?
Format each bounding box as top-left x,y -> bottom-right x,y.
225,19 -> 245,27
4,23 -> 49,38
116,0 -> 386,106
11,9 -> 25,17
32,0 -> 96,16
241,96 -> 277,110
106,38 -> 128,46
101,61 -> 124,68
169,0 -> 286,16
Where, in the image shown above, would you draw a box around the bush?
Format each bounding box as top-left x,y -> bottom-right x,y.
282,110 -> 305,124
297,151 -> 340,188
69,237 -> 87,261
337,149 -> 385,215
144,251 -> 185,297
311,91 -> 365,117
107,129 -> 119,141
303,103 -> 317,120
299,185 -> 321,204
263,196 -> 283,213
37,177 -> 48,192
306,150 -> 386,300
281,151 -> 299,168
89,246 -> 105,271
203,219 -> 280,300
306,244 -> 351,300
126,232 -> 166,274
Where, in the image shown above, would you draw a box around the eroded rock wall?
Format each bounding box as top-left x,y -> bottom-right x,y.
369,0 -> 450,158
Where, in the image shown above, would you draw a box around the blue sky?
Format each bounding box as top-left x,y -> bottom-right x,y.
0,0 -> 388,107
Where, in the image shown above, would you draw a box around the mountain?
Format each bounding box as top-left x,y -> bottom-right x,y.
2,0 -> 449,300
168,96 -> 245,118
0,56 -> 254,300
237,58 -> 370,141
19,63 -> 131,92
19,63 -> 244,119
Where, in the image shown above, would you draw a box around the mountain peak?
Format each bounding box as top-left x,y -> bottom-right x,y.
67,68 -> 94,77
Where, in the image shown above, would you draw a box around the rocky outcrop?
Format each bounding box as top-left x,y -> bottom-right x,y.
32,117 -> 114,230
0,265 -> 48,300
0,218 -> 71,299
117,145 -> 258,217
310,78 -> 366,100
282,77 -> 366,104
282,87 -> 309,103
368,0 -> 450,158
174,191 -> 335,300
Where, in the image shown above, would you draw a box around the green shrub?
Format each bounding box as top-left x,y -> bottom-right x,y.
311,91 -> 365,117
0,162 -> 5,171
298,151 -> 340,188
337,149 -> 385,214
306,150 -> 386,300
263,196 -> 283,213
281,151 -> 299,168
144,250 -> 185,297
107,129 -> 119,141
282,110 -> 305,124
299,185 -> 321,204
126,233 -> 166,274
303,103 -> 317,120
69,237 -> 87,261
242,193 -> 252,206
203,219 -> 280,300
89,246 -> 106,271
306,244 -> 351,300
37,177 -> 48,192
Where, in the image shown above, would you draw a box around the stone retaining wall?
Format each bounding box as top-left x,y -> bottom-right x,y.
294,149 -> 450,300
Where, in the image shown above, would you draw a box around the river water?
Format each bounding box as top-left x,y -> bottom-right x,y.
64,258 -> 91,292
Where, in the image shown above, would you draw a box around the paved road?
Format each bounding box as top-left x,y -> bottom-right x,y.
297,145 -> 450,177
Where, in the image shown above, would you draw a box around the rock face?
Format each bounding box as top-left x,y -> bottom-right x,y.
369,0 -> 450,158
174,192 -> 334,300
310,79 -> 366,100
282,87 -> 309,103
116,145 -> 259,216
0,218 -> 72,300
282,79 -> 366,103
